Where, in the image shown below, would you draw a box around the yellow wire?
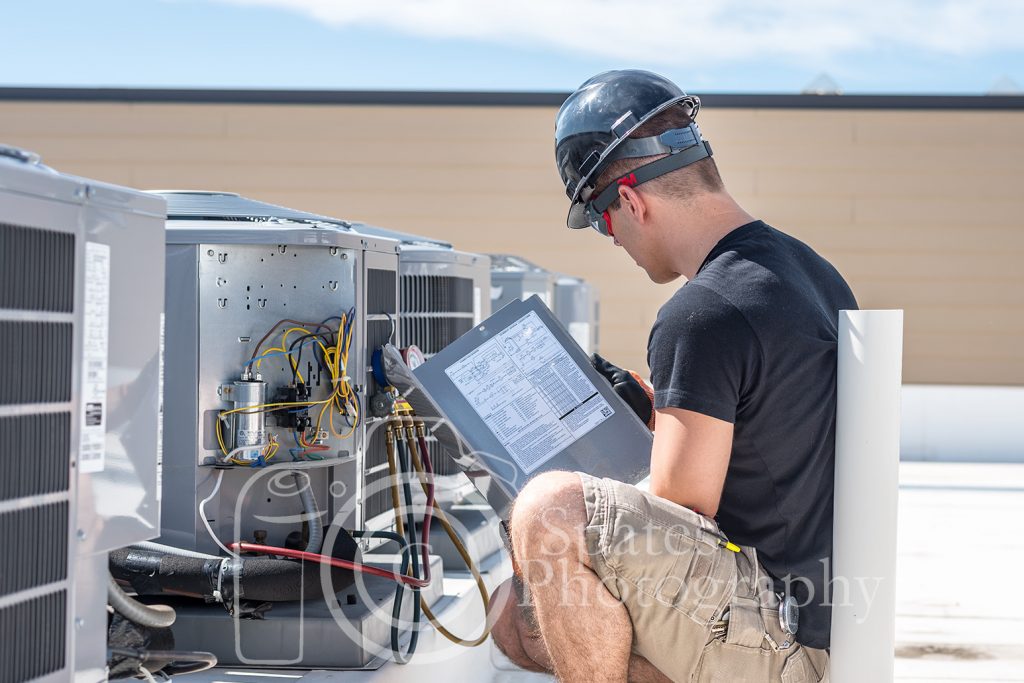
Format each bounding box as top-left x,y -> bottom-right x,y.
327,400 -> 344,439
232,310 -> 359,462
226,438 -> 278,466
317,312 -> 358,440
281,327 -> 312,383
218,396 -> 334,417
311,387 -> 341,440
216,414 -> 228,456
255,345 -> 298,377
254,326 -> 314,381
281,327 -> 311,345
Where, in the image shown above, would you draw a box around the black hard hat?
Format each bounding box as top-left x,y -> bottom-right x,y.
555,70 -> 711,233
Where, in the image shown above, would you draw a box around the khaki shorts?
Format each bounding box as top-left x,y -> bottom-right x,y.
579,473 -> 829,682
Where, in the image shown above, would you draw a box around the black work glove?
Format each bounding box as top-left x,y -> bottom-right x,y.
591,354 -> 655,430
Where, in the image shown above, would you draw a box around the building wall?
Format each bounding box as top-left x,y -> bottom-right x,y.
1,96 -> 1022,384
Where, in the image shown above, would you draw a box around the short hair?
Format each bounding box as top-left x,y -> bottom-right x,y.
593,105 -> 723,210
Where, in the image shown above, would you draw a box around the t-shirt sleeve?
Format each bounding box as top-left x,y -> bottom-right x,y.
647,284 -> 761,423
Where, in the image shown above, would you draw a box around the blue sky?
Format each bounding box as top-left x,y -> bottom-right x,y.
2,0 -> 1022,94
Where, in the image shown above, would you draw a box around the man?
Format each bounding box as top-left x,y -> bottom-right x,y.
489,70 -> 856,682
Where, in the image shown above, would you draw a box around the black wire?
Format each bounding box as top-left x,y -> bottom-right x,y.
287,331 -> 334,383
350,529 -> 420,664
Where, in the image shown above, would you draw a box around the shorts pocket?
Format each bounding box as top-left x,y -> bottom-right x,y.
781,647 -> 826,683
610,520 -> 733,625
692,640 -> 774,683
583,523 -> 620,599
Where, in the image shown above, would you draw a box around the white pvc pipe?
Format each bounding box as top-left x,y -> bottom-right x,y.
831,310 -> 903,683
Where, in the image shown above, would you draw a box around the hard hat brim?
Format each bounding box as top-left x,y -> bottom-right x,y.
566,201 -> 591,230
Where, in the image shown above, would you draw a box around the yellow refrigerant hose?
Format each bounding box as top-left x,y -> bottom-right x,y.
385,417 -> 493,646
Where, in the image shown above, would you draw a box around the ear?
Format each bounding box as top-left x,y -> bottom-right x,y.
618,185 -> 648,223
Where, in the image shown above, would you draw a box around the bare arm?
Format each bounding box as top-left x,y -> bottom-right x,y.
648,406 -> 733,517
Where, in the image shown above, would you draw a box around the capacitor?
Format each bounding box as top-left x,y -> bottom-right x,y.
231,378 -> 267,462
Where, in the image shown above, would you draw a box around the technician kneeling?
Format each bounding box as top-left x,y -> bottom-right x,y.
489,70 -> 855,682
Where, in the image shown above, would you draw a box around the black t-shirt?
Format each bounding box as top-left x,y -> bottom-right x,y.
647,220 -> 857,649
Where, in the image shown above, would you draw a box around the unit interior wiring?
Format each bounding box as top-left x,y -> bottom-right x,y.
214,310 -> 359,466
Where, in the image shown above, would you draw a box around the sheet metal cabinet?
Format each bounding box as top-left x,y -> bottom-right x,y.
0,147 -> 164,683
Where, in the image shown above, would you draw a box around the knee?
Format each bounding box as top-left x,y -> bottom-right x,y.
510,471 -> 586,559
488,580 -> 526,661
488,578 -> 550,673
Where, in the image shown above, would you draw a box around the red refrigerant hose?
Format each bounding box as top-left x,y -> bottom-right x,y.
228,429 -> 438,590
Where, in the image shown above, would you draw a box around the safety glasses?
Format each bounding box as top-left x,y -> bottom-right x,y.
584,202 -> 614,237
569,138 -> 714,239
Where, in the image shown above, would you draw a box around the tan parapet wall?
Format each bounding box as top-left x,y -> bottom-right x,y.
2,97 -> 1022,385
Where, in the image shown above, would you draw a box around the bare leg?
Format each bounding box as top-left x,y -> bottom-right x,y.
510,471 -> 633,682
488,576 -> 553,673
628,655 -> 674,683
489,577 -> 671,683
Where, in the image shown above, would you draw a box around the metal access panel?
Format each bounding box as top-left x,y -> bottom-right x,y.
489,254 -> 556,314
156,191 -> 413,669
0,147 -> 165,683
554,275 -> 600,355
157,192 -> 402,556
398,296 -> 651,520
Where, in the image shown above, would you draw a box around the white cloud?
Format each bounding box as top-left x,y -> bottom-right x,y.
203,0 -> 1024,66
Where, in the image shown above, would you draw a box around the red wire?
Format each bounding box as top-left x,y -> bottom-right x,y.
228,542 -> 431,589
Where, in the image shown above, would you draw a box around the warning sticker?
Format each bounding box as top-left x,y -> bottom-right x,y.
444,310 -> 613,474
79,242 -> 110,474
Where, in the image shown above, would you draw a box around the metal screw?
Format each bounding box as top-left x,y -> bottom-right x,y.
340,253 -> 348,260
74,617 -> 85,629
76,529 -> 87,540
207,249 -> 215,257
